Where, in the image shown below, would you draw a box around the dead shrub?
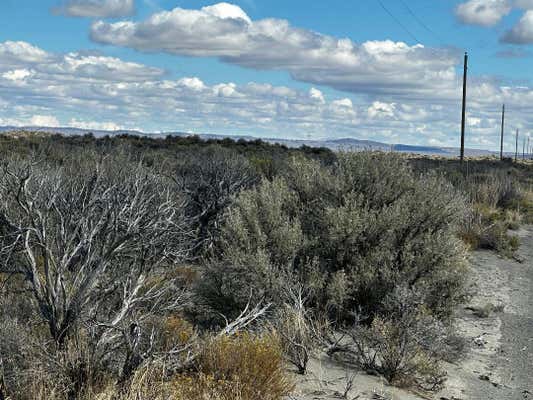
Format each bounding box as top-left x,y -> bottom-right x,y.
272,286 -> 325,374
342,288 -> 447,391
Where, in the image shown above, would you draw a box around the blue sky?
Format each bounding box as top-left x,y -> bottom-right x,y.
1,0 -> 532,150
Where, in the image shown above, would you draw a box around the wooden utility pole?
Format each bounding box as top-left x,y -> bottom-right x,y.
515,129 -> 519,162
460,52 -> 468,164
500,104 -> 505,160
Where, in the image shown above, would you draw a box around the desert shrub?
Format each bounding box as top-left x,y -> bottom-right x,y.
200,152 -> 468,322
343,288 -> 447,391
0,154 -> 198,398
174,146 -> 258,256
410,158 -> 532,235
196,177 -> 306,319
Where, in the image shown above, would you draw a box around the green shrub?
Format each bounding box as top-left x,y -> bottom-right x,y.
199,153 -> 469,322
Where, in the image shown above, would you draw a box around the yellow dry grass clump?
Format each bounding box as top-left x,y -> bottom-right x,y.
172,333 -> 294,400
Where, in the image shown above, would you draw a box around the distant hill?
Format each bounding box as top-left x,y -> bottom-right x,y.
0,125 -> 502,157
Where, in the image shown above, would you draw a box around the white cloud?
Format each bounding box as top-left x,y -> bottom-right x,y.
68,118 -> 124,131
0,43 -> 164,83
0,114 -> 60,128
0,41 -> 52,65
501,10 -> 533,43
309,88 -> 325,104
455,0 -> 511,27
455,0 -> 533,43
0,40 -> 532,151
2,69 -> 33,82
368,101 -> 396,119
332,98 -> 353,108
29,115 -> 60,127
55,0 -> 134,18
213,83 -> 240,97
49,52 -> 164,81
177,77 -> 206,91
90,3 -> 460,98
201,2 -> 251,23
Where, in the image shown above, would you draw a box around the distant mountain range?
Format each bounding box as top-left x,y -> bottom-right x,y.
0,125 -> 504,157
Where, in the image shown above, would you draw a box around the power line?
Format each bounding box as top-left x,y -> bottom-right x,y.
377,0 -> 421,43
397,0 -> 446,43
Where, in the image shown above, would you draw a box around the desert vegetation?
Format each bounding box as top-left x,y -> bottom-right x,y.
0,133 -> 531,399
410,157 -> 532,257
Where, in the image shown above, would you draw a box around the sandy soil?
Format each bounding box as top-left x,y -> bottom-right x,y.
289,226 -> 533,400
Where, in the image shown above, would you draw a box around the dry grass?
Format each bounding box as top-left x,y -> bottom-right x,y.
8,332 -> 293,400
409,157 -> 532,256
190,333 -> 294,400
519,189 -> 533,224
459,202 -> 521,256
101,333 -> 293,400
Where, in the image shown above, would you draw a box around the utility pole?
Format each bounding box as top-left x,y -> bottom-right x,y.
500,104 -> 505,160
515,129 -> 519,162
460,52 -> 468,164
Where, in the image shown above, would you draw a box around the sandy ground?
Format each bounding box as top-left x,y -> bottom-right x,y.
289,226 -> 533,400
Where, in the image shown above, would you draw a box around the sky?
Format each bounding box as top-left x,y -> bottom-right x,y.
1,0 -> 533,150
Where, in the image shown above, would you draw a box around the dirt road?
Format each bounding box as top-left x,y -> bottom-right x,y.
440,225 -> 533,400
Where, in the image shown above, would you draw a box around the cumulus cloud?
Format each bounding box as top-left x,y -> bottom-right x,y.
47,52 -> 164,81
30,115 -> 60,126
501,10 -> 533,43
55,0 -> 134,18
67,118 -> 124,131
1,40 -> 532,151
0,44 -> 164,83
455,0 -> 511,27
368,102 -> 396,119
0,41 -> 52,65
2,69 -> 34,82
309,88 -> 325,104
455,0 -> 533,44
1,115 -> 61,127
90,3 -> 460,98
